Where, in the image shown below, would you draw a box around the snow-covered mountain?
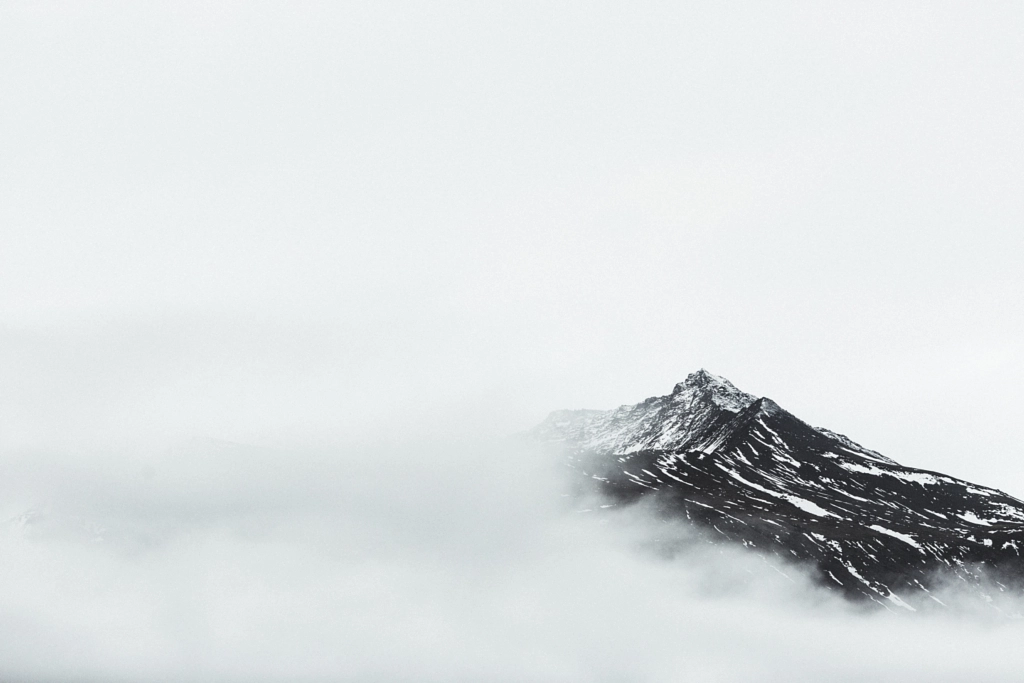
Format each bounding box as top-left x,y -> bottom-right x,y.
536,370 -> 1024,609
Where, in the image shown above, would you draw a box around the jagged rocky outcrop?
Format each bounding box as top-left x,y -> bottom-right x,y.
537,370 -> 1024,609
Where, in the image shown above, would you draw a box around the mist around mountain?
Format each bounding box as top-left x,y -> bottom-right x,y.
3,325 -> 1024,681
4,423 -> 1024,682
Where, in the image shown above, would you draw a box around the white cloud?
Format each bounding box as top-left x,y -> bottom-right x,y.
1,436 -> 1023,682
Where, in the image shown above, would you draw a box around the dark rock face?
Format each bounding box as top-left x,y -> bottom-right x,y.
536,370 -> 1024,608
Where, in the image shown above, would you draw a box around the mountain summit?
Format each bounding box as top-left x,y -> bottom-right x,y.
537,372 -> 1024,609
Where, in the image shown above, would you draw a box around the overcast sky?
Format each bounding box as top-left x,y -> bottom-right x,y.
3,1 -> 1024,501
6,2 -> 1024,491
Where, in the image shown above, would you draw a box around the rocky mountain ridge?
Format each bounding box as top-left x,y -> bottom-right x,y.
537,370 -> 1024,609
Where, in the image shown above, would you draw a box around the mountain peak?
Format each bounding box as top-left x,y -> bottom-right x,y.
675,368 -> 725,390
672,369 -> 755,412
751,396 -> 785,417
673,368 -> 746,393
541,375 -> 1024,607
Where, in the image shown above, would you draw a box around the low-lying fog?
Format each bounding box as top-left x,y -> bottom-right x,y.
2,323 -> 1024,683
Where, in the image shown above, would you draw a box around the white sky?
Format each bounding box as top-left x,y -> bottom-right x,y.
2,2 -> 1024,492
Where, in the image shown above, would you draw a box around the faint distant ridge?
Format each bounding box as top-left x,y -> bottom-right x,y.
537,370 -> 1024,610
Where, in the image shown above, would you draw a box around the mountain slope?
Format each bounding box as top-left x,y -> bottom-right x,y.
537,370 -> 1024,608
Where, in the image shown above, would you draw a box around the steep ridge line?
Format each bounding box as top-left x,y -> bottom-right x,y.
536,370 -> 1024,609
